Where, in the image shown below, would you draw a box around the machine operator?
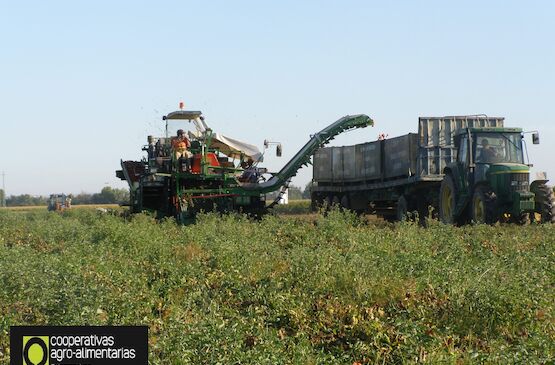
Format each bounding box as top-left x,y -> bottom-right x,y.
478,138 -> 497,163
172,129 -> 193,170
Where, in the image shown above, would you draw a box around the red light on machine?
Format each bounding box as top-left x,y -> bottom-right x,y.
179,101 -> 184,109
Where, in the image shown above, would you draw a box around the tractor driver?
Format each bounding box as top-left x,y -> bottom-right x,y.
478,138 -> 497,163
172,129 -> 193,170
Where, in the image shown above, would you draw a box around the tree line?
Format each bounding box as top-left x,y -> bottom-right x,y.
0,187 -> 129,207
1,183 -> 312,207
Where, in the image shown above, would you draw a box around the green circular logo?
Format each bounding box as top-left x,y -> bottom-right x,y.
23,336 -> 48,365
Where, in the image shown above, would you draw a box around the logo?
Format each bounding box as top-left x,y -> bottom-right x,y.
22,336 -> 49,365
11,326 -> 147,365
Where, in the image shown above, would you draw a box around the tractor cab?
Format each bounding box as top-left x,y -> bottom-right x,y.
454,127 -> 528,184
161,110 -> 216,174
164,110 -> 206,139
142,110 -> 264,177
442,127 -> 539,223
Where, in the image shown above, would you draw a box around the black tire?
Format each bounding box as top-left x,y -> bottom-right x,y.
534,184 -> 555,223
439,175 -> 457,224
324,195 -> 333,211
331,195 -> 341,208
311,194 -> 323,212
517,213 -> 530,225
340,195 -> 350,210
382,214 -> 397,223
471,185 -> 497,224
396,195 -> 408,221
416,197 -> 429,226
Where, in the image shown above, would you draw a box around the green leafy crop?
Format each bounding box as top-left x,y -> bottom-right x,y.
0,208 -> 553,364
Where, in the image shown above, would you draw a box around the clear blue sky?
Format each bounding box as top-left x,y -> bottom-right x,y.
1,0 -> 554,195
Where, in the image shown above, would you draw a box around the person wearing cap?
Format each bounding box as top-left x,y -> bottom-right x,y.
171,129 -> 192,170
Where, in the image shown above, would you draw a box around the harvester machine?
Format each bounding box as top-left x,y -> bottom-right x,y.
116,109 -> 373,223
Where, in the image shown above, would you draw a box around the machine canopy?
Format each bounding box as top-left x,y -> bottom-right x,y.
209,133 -> 263,162
164,110 -> 263,161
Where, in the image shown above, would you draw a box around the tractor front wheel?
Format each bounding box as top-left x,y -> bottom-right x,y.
471,185 -> 497,224
533,184 -> 555,223
517,213 -> 530,225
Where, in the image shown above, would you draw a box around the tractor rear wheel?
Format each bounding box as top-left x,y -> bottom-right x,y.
471,185 -> 497,224
439,175 -> 457,224
534,184 -> 555,223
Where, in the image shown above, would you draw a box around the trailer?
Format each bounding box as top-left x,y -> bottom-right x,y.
311,116 -> 552,223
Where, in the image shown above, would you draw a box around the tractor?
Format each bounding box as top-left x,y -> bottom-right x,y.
47,194 -> 71,211
439,127 -> 554,224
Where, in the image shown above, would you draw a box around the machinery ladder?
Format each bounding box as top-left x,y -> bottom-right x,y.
267,178 -> 292,209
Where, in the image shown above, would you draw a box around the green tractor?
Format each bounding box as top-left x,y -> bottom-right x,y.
439,127 -> 555,224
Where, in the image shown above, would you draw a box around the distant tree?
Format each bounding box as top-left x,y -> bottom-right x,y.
6,194 -> 47,206
91,187 -> 115,204
112,188 -> 130,204
90,187 -> 129,204
71,192 -> 93,205
3,187 -> 130,207
0,189 -> 4,206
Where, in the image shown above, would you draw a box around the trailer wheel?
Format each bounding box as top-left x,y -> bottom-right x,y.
340,195 -> 350,210
471,185 -> 497,224
533,184 -> 555,223
332,195 -> 341,208
396,195 -> 408,221
311,194 -> 323,212
439,175 -> 457,224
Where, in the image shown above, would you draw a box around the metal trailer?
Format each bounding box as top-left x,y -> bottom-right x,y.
311,116 -> 505,221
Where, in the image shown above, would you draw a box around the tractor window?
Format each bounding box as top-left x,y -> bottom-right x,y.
474,133 -> 524,164
458,135 -> 468,165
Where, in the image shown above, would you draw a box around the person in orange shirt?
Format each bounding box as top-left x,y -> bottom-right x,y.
172,129 -> 193,170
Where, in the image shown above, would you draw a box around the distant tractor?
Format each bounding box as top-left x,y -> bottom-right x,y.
439,127 -> 554,224
116,108 -> 373,223
48,194 -> 72,211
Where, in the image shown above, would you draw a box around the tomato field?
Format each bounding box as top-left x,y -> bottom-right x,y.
0,206 -> 554,364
